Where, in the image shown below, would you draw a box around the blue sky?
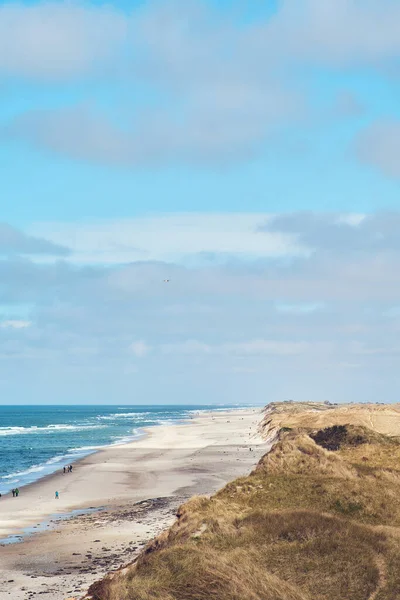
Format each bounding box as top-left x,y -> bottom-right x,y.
1,0 -> 400,404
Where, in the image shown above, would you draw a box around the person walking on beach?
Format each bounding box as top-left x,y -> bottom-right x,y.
15,488 -> 19,497
55,491 -> 59,499
63,466 -> 66,474
12,489 -> 15,497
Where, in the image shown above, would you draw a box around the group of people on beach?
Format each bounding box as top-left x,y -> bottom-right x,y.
3,467 -> 75,500
4,468 -> 73,500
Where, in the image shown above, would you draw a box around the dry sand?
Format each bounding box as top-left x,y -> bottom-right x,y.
0,408 -> 268,600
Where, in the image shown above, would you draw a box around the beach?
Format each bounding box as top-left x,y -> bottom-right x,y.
0,408 -> 268,600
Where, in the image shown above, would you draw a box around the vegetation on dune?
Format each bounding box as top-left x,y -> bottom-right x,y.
87,408 -> 400,600
260,401 -> 400,438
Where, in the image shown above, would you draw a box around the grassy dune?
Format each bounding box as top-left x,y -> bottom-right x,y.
86,403 -> 400,600
261,401 -> 400,438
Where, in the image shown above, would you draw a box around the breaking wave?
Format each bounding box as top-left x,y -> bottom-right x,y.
0,424 -> 105,436
96,412 -> 152,420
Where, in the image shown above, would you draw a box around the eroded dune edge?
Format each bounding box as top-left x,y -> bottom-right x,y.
85,401 -> 400,600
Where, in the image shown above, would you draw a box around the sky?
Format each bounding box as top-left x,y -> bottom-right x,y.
1,0 -> 400,405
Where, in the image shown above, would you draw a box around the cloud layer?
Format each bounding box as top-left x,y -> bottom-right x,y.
0,2 -> 126,80
264,212 -> 400,253
3,0 -> 400,81
2,0 -> 400,168
0,223 -> 69,256
2,213 -> 400,404
30,213 -> 303,264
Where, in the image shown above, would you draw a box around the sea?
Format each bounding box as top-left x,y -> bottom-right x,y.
0,404 -> 236,495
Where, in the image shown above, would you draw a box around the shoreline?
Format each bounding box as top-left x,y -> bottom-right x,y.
0,408 -> 269,600
0,407 -> 263,537
0,405 -> 260,499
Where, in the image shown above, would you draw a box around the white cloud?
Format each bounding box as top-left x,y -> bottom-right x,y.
129,340 -> 151,358
7,91 -> 296,166
264,211 -> 400,253
349,341 -> 400,356
161,339 -> 314,357
0,222 -> 69,256
224,340 -> 311,356
275,303 -> 324,314
0,2 -> 126,80
2,0 -> 400,84
270,0 -> 400,67
30,213 -> 306,265
162,340 -> 212,356
0,320 -> 31,329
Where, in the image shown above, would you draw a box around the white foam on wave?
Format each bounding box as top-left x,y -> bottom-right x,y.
0,446 -> 100,491
110,428 -> 142,446
2,452 -> 79,480
96,412 -> 152,420
3,464 -> 45,479
0,423 -> 105,436
69,445 -> 104,453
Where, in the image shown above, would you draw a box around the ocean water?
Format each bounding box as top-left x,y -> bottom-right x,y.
0,405 -> 231,494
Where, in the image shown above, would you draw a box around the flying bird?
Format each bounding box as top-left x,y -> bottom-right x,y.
164,279 -> 170,283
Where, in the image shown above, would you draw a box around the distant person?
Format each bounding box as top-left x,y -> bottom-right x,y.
63,466 -> 66,474
12,489 -> 15,497
15,488 -> 19,497
55,491 -> 59,499
69,464 -> 73,473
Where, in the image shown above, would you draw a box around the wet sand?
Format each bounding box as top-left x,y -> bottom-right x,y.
0,408 -> 269,600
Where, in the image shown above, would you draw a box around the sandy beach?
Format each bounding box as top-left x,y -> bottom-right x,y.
0,408 -> 268,600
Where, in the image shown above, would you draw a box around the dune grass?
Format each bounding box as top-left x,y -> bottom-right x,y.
87,416 -> 400,600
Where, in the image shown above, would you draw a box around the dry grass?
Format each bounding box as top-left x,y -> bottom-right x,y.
87,403 -> 400,600
90,548 -> 311,600
261,401 -> 400,439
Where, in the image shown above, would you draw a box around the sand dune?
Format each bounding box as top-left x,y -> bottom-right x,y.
92,401 -> 400,600
261,401 -> 400,439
